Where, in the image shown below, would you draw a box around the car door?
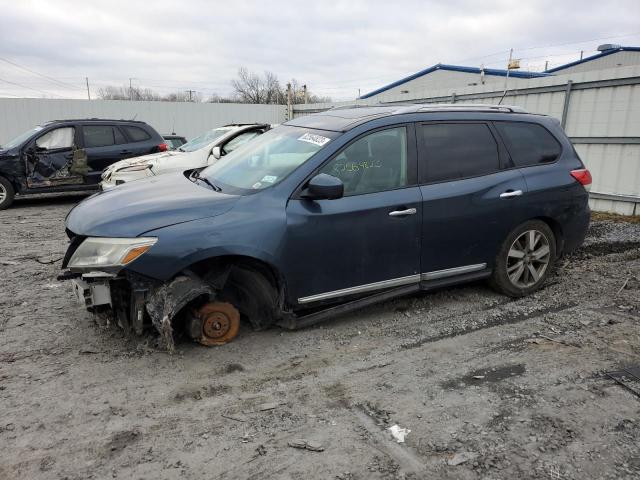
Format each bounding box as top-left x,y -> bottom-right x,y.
417,122 -> 528,277
282,125 -> 423,305
81,124 -> 131,181
24,126 -> 80,187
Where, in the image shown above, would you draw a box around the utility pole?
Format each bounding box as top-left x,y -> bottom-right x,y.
303,84 -> 308,104
544,60 -> 549,71
185,89 -> 196,102
85,77 -> 91,100
580,50 -> 584,60
129,78 -> 134,101
498,48 -> 513,105
286,83 -> 292,120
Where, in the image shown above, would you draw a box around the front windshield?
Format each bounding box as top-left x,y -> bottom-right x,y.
202,126 -> 337,192
2,126 -> 44,150
178,127 -> 232,152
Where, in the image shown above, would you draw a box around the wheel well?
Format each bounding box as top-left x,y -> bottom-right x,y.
187,255 -> 281,292
533,216 -> 564,254
184,255 -> 285,329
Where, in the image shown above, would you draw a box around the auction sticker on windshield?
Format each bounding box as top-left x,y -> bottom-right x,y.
298,133 -> 331,147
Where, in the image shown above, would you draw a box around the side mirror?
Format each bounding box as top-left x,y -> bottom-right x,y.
211,146 -> 222,160
304,173 -> 344,200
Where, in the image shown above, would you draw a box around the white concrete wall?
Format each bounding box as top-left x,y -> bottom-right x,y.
0,98 -> 287,145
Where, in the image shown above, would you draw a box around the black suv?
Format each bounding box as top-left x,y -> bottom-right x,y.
0,118 -> 166,209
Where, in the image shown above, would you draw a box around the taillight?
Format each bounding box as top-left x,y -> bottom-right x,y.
570,168 -> 592,191
158,143 -> 168,152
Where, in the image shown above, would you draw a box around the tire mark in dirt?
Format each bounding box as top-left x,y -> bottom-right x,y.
400,302 -> 578,351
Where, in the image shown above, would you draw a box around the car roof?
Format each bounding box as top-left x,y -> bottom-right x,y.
45,118 -> 149,125
285,104 -> 538,132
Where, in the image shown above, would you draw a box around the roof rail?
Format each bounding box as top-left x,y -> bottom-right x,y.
330,104 -> 378,110
416,103 -> 528,113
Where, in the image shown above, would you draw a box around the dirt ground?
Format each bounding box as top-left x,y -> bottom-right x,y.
1,194 -> 640,480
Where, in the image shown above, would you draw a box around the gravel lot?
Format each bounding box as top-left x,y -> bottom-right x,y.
1,195 -> 640,480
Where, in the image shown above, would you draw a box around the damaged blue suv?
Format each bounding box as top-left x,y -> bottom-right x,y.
61,105 -> 592,347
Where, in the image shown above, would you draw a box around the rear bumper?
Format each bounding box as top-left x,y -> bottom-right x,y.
562,203 -> 590,253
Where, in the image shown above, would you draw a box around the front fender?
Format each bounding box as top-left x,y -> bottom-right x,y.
127,205 -> 286,282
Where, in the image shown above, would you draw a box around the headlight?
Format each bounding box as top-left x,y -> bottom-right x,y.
68,237 -> 157,269
118,164 -> 152,172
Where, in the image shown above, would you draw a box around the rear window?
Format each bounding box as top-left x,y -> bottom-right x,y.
494,122 -> 561,167
123,126 -> 151,142
419,123 -> 500,183
83,126 -> 127,148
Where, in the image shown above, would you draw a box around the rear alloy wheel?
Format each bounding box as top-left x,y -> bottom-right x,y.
193,302 -> 240,346
0,177 -> 15,210
490,220 -> 556,297
507,230 -> 551,288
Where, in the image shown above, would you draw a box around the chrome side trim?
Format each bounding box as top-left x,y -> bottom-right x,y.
421,263 -> 487,281
298,274 -> 421,304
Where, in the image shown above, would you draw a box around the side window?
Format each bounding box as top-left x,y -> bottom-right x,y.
83,126 -> 118,148
494,122 -> 561,167
113,127 -> 127,145
419,123 -> 500,183
223,131 -> 261,154
319,127 -> 408,196
123,126 -> 151,142
35,127 -> 74,150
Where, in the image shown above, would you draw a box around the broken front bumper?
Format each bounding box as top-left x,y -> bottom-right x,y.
68,271 -> 156,336
67,270 -> 215,345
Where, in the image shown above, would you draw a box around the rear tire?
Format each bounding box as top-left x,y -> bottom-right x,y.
490,220 -> 556,297
0,176 -> 15,210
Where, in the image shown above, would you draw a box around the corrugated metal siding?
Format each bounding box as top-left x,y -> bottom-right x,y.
0,98 -> 286,144
293,65 -> 640,215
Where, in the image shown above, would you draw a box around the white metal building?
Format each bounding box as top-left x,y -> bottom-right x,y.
359,64 -> 549,103
545,46 -> 640,75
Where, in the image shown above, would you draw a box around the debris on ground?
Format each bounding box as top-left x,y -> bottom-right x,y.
447,451 -> 478,466
387,424 -> 411,443
605,366 -> 640,398
287,439 -> 325,452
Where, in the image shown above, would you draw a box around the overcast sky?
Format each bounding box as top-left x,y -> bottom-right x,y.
1,0 -> 639,101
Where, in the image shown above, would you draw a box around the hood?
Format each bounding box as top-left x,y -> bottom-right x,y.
105,151 -> 179,174
66,172 -> 239,237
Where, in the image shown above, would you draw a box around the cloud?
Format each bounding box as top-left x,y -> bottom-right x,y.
0,0 -> 639,100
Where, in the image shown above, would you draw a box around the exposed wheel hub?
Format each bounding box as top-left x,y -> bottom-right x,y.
193,302 -> 240,346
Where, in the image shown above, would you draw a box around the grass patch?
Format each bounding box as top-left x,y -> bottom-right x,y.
592,211 -> 640,224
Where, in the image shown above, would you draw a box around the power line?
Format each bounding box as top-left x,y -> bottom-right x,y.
0,76 -> 64,97
0,56 -> 84,91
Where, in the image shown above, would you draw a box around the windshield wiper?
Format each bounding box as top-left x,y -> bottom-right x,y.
191,170 -> 221,192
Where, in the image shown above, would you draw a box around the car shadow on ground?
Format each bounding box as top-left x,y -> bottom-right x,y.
13,193 -> 92,208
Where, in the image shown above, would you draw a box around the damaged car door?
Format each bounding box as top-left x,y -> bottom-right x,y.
24,126 -> 86,187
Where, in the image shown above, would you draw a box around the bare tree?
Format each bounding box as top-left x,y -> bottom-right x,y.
232,68 -> 330,105
231,68 -> 284,104
97,85 -> 204,102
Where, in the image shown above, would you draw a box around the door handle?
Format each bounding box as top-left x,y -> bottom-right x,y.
500,190 -> 523,198
120,150 -> 132,154
389,208 -> 417,217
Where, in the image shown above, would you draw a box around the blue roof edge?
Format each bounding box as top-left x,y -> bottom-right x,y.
545,47 -> 640,73
359,63 -> 550,99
